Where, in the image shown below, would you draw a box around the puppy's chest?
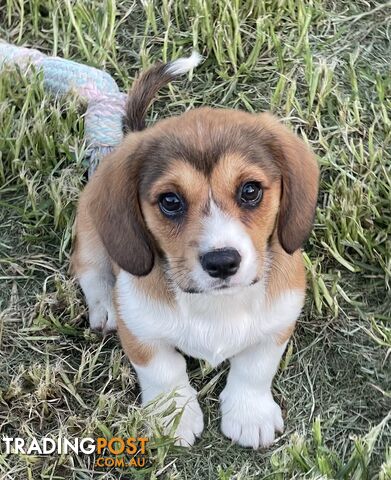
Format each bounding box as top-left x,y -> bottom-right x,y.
170,293 -> 262,364
117,272 -> 304,365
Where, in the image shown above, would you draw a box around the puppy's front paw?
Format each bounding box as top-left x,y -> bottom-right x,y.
88,302 -> 116,334
147,386 -> 204,447
173,389 -> 204,447
220,387 -> 283,449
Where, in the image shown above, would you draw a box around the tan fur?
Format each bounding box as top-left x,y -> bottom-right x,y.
111,261 -> 121,277
71,197 -> 111,277
147,159 -> 208,203
266,242 -> 306,303
114,289 -> 155,366
141,161 -> 210,291
133,265 -> 174,305
142,160 -> 209,251
266,241 -> 306,345
276,323 -> 296,346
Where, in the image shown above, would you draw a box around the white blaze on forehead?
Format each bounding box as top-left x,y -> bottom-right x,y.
199,200 -> 250,253
195,200 -> 258,286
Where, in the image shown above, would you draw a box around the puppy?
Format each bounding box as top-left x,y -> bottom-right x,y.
72,53 -> 319,449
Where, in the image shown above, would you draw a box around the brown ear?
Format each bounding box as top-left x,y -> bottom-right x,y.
259,113 -> 319,254
86,148 -> 154,275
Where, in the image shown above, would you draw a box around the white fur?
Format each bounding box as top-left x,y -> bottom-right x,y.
117,272 -> 303,366
134,345 -> 203,446
116,270 -> 304,447
190,201 -> 258,290
220,340 -> 286,448
79,270 -> 116,333
165,51 -> 202,76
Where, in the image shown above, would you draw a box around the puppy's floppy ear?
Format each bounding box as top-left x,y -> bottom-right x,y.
259,113 -> 319,254
86,148 -> 154,275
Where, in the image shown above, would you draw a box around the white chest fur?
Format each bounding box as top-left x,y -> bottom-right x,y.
116,270 -> 304,366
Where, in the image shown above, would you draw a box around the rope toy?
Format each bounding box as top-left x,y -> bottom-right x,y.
0,41 -> 127,177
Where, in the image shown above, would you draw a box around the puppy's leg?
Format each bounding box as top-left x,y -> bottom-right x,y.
78,266 -> 116,333
220,339 -> 286,449
71,214 -> 116,333
117,317 -> 203,447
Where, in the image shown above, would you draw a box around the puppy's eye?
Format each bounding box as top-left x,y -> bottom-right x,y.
158,192 -> 185,218
238,181 -> 263,207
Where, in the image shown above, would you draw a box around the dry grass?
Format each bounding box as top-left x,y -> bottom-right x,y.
0,1 -> 390,479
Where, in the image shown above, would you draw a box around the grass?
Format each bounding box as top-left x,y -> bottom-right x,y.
0,0 -> 390,478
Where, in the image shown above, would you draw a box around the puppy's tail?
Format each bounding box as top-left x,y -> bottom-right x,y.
125,51 -> 202,132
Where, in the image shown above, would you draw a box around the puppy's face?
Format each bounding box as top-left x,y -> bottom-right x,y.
91,108 -> 319,293
141,151 -> 280,293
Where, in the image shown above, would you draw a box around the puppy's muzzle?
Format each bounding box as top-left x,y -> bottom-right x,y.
200,248 -> 241,279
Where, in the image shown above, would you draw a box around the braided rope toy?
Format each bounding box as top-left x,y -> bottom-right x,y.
0,41 -> 127,177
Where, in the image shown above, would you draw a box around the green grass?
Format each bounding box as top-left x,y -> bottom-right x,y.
0,0 -> 390,478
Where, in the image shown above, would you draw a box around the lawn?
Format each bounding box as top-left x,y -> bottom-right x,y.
0,0 -> 390,479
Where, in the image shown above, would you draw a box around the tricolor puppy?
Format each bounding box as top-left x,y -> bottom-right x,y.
72,52 -> 319,449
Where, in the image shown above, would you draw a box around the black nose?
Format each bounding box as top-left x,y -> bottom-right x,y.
200,248 -> 241,279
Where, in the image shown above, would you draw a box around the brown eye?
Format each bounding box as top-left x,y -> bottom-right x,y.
158,192 -> 186,218
238,181 -> 263,207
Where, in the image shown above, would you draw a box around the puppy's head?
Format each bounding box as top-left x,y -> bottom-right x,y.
89,108 -> 319,294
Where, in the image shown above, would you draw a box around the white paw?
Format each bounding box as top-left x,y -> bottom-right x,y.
146,386 -> 204,447
220,387 -> 283,449
88,302 -> 117,334
173,390 -> 204,447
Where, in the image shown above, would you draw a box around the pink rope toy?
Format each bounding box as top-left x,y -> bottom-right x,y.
0,41 -> 127,177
